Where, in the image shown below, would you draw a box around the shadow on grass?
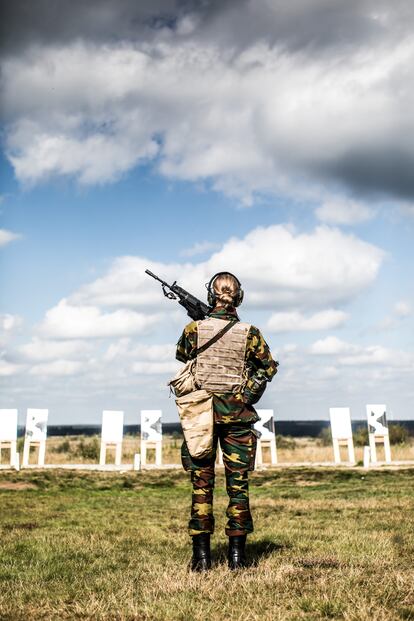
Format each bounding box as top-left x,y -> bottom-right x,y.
213,538 -> 286,568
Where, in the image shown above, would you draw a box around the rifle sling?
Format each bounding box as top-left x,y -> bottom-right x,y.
196,320 -> 237,356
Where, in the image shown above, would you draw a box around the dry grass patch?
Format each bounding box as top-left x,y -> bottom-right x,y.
15,433 -> 414,467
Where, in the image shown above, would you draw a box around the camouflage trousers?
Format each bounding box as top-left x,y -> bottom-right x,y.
181,423 -> 257,536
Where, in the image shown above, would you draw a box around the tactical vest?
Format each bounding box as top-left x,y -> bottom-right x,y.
195,317 -> 251,393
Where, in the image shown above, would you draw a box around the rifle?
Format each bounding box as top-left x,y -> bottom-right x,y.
145,269 -> 210,321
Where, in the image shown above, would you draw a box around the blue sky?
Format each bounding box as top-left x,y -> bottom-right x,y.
1,0 -> 414,425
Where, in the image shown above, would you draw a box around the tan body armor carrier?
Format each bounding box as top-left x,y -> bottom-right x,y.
195,317 -> 251,393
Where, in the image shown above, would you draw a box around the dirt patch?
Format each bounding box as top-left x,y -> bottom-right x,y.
0,482 -> 37,491
295,481 -> 322,487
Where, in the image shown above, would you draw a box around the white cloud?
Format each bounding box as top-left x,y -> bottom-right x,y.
134,343 -> 177,362
315,199 -> 375,225
19,338 -> 91,361
199,225 -> 383,309
318,366 -> 340,379
180,241 -> 221,257
279,343 -> 298,354
3,30 -> 414,203
310,336 -> 356,355
377,316 -> 395,330
377,299 -> 412,329
0,314 -> 23,346
0,359 -> 24,376
310,336 -> 414,369
29,359 -> 84,376
0,229 -> 22,247
394,300 -> 411,317
267,309 -> 347,332
103,338 -> 132,362
399,203 -> 414,218
1,313 -> 23,333
131,360 -> 179,375
37,299 -> 161,339
339,345 -> 414,367
8,119 -> 159,186
103,339 -> 175,362
71,225 -> 384,311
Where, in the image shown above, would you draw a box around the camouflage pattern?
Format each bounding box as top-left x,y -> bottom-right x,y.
176,307 -> 278,424
176,305 -> 277,536
181,423 -> 257,536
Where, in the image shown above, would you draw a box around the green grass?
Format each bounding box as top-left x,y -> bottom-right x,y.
1,468 -> 414,620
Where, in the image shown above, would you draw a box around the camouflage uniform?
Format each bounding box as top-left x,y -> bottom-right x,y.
176,307 -> 278,536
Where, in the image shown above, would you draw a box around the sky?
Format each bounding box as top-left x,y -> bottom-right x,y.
1,0 -> 413,426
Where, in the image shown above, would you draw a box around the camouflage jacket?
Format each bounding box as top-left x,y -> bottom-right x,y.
176,307 -> 278,424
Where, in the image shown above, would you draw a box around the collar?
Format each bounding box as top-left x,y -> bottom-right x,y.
208,306 -> 240,321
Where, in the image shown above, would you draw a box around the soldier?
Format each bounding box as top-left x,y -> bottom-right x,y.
176,272 -> 278,571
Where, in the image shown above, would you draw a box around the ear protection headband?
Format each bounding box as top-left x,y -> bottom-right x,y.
206,272 -> 244,307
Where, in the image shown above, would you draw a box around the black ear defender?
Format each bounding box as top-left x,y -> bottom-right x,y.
206,272 -> 244,307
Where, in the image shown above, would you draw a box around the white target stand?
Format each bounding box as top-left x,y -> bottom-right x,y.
329,408 -> 355,464
100,410 -> 124,466
140,410 -> 162,467
254,409 -> 277,466
0,409 -> 19,469
22,409 -> 49,467
366,404 -> 392,464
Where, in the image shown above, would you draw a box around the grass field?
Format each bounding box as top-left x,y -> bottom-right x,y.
1,467 -> 413,620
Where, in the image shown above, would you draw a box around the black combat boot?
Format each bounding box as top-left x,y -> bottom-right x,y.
191,533 -> 212,572
228,535 -> 247,570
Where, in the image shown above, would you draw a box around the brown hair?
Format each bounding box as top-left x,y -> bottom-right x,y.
212,273 -> 240,308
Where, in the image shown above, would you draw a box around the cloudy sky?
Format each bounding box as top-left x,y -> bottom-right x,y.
1,0 -> 413,425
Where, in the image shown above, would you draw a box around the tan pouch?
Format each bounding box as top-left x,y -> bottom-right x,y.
168,359 -> 197,397
175,389 -> 214,459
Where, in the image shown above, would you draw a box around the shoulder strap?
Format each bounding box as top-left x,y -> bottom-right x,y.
196,320 -> 237,356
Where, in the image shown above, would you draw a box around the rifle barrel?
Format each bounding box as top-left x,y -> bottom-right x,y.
145,269 -> 171,288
